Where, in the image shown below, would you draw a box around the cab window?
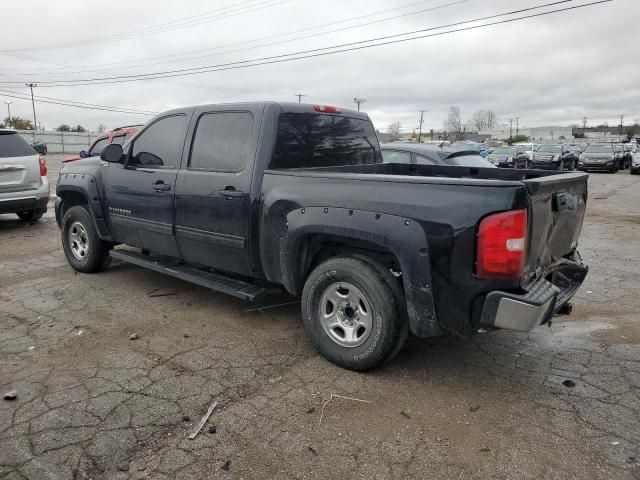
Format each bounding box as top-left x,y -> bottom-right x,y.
381,150 -> 411,164
130,115 -> 187,168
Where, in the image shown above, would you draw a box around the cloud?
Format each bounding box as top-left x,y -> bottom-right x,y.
0,0 -> 636,133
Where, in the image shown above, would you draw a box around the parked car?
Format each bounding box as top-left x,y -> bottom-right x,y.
452,141 -> 490,157
63,125 -> 141,164
514,142 -> 540,160
0,129 -> 48,221
30,138 -> 48,155
613,144 -> 626,170
486,146 -> 528,168
529,144 -> 577,170
381,143 -> 496,168
630,144 -> 640,174
578,144 -> 618,173
55,102 -> 588,371
620,143 -> 634,170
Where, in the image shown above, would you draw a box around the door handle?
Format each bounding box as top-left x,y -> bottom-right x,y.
153,181 -> 171,192
212,188 -> 244,199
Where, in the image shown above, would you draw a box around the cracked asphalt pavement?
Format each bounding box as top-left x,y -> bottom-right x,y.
1,155 -> 639,479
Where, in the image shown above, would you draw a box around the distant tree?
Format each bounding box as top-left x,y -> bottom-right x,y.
443,106 -> 466,142
57,124 -> 71,132
470,110 -> 497,132
387,121 -> 401,139
511,134 -> 529,143
97,123 -> 107,134
71,125 -> 86,133
3,116 -> 34,130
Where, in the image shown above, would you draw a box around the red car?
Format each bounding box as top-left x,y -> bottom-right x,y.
63,125 -> 141,163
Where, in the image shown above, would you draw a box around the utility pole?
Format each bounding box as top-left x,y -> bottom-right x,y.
417,110 -> 426,143
26,83 -> 38,139
353,97 -> 366,112
509,118 -> 513,143
295,93 -> 306,103
619,114 -> 624,137
582,116 -> 587,136
4,101 -> 11,128
515,117 -> 520,137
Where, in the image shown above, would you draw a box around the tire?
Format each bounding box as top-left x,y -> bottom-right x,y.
16,209 -> 43,222
302,256 -> 407,371
61,205 -> 112,273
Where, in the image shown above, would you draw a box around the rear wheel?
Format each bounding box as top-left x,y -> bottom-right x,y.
61,205 -> 112,273
16,209 -> 43,222
302,256 -> 407,371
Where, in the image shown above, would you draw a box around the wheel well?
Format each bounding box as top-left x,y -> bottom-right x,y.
296,234 -> 402,294
59,191 -> 88,218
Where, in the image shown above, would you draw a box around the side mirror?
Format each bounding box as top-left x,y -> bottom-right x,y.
79,150 -> 87,158
100,143 -> 124,163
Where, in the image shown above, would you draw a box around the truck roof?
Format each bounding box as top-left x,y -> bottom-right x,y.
158,101 -> 369,120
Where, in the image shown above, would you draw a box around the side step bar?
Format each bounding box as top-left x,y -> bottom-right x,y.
109,249 -> 266,302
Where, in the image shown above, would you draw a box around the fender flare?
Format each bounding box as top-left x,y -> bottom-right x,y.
282,206 -> 442,337
56,173 -> 113,241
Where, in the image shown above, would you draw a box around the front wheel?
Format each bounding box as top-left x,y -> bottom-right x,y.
301,256 -> 406,371
61,205 -> 112,273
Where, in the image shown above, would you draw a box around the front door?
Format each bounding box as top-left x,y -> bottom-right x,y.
174,107 -> 259,275
104,114 -> 188,257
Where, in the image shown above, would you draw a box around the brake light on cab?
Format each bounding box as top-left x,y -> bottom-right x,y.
39,156 -> 47,177
313,104 -> 341,114
476,209 -> 528,280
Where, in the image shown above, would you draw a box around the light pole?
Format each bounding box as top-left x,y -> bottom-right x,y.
26,83 -> 38,139
4,101 -> 11,128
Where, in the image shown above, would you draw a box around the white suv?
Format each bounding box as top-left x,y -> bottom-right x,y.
0,129 -> 49,221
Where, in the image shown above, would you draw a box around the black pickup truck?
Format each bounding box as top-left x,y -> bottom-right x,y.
55,102 -> 589,370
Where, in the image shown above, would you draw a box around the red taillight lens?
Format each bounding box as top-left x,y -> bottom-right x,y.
476,209 -> 528,280
313,104 -> 341,113
39,156 -> 47,177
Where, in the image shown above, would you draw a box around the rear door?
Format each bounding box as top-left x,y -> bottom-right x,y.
0,131 -> 41,195
104,114 -> 189,256
174,106 -> 260,275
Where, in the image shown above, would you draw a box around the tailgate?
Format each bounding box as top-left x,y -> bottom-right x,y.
523,171 -> 588,276
0,154 -> 41,193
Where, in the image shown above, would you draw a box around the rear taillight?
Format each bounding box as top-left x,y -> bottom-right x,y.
476,209 -> 528,280
313,104 -> 341,113
39,156 -> 47,177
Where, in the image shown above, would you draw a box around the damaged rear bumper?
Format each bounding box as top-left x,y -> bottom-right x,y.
480,258 -> 589,332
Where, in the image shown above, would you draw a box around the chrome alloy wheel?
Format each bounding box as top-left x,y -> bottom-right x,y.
319,282 -> 373,348
68,221 -> 89,261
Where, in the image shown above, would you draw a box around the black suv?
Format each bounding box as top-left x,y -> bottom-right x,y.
529,144 -> 577,170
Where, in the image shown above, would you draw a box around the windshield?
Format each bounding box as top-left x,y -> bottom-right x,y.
537,145 -> 563,153
445,154 -> 495,168
584,145 -> 613,154
273,113 -> 380,169
0,132 -> 36,158
492,147 -> 517,155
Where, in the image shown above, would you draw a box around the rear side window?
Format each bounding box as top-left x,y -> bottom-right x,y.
272,113 -> 380,169
131,115 -> 187,168
0,132 -> 35,158
382,150 -> 411,164
415,154 -> 436,165
190,111 -> 254,172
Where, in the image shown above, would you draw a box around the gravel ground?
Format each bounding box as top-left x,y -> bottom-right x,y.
1,155 -> 639,479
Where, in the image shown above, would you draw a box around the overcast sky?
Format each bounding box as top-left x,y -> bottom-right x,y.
0,0 -> 637,133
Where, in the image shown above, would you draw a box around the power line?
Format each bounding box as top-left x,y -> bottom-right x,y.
0,90 -> 157,115
0,0 -> 611,88
0,0 -> 291,54
1,0 -> 461,76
